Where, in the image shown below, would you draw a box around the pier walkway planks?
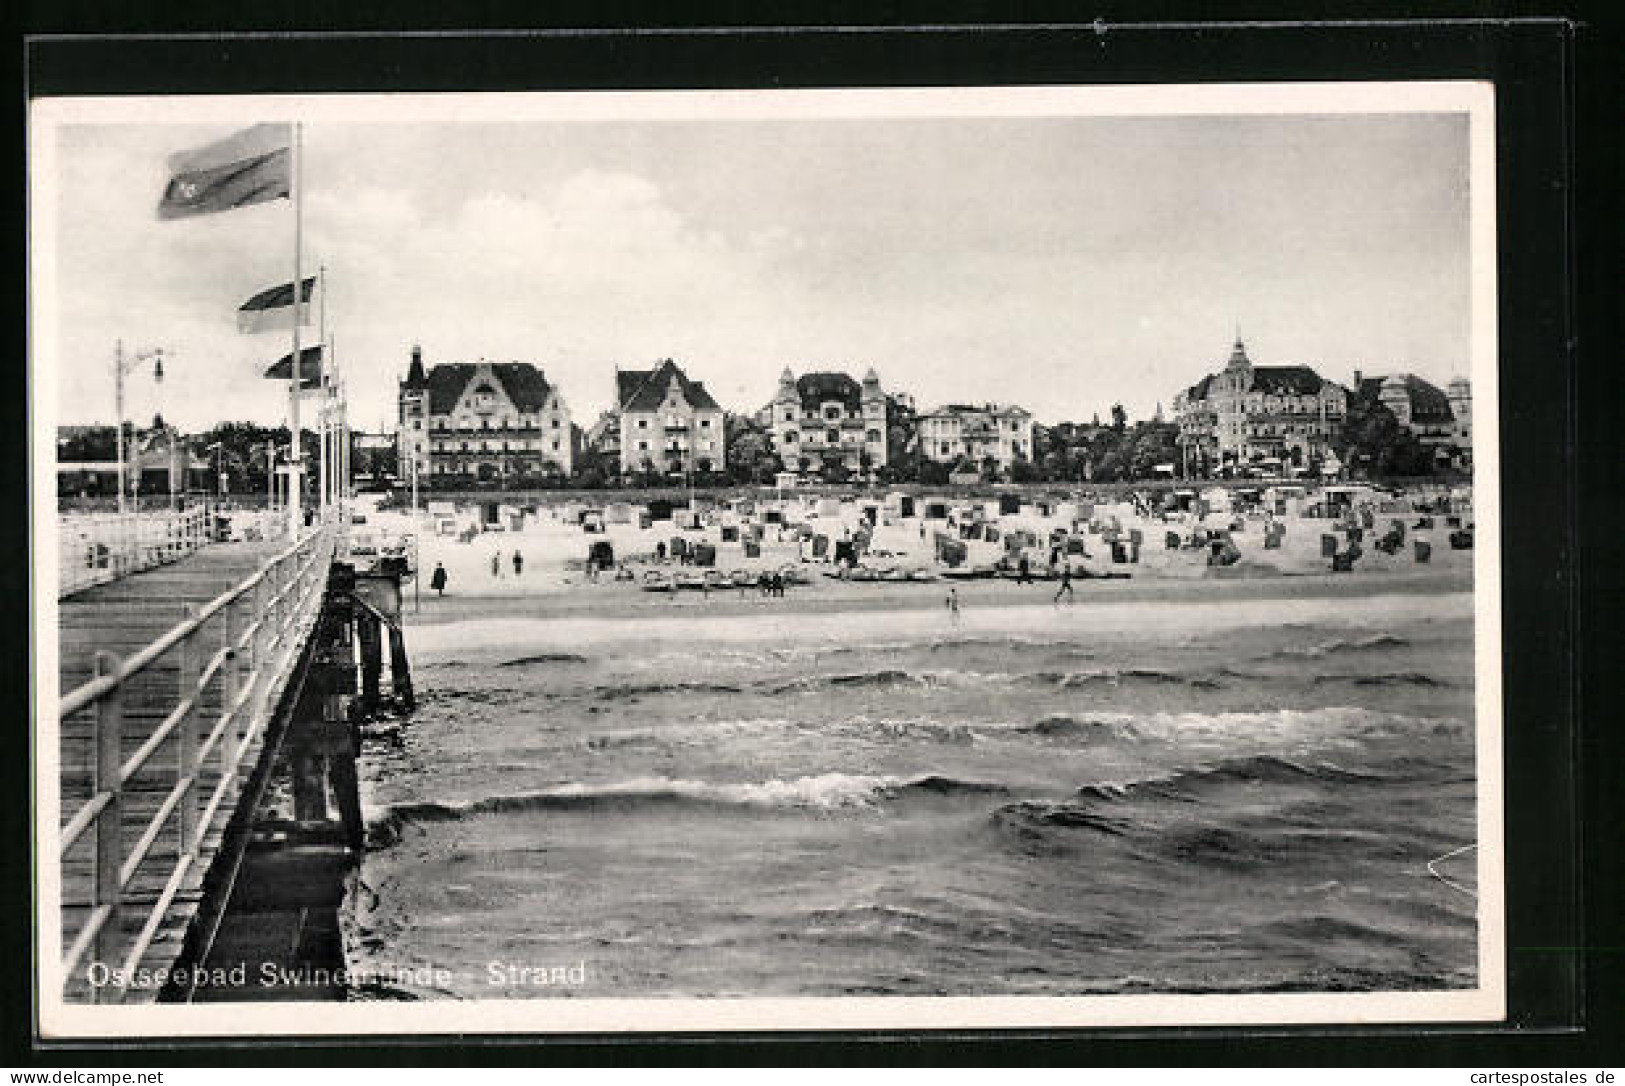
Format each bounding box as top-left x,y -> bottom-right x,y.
55,540 -> 287,1000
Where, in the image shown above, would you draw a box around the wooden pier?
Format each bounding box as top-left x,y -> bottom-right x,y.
54,526 -> 336,1002
52,514 -> 417,1005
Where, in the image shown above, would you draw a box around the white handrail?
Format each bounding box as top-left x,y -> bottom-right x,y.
59,523 -> 337,1000
58,506 -> 217,599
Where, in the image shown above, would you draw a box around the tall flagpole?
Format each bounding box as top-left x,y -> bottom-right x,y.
287,122 -> 304,538
317,262 -> 328,516
329,332 -> 340,509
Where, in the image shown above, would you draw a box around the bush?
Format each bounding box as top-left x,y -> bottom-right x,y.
1009,458 -> 1039,484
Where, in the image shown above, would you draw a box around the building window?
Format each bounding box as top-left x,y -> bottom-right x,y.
700,418 -> 711,429
637,440 -> 649,451
637,419 -> 648,430
827,429 -> 839,444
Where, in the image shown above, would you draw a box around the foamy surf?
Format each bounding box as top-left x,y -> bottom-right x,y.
404,591 -> 1472,663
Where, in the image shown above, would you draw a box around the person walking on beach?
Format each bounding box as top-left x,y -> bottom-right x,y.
1017,554 -> 1033,585
946,587 -> 960,622
1054,565 -> 1075,605
491,550 -> 502,578
430,562 -> 447,597
512,550 -> 524,577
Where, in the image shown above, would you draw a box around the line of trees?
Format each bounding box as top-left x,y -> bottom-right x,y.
59,391 -> 1462,501
59,420 -> 327,496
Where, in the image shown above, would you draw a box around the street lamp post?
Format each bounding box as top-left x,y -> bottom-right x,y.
265,441 -> 277,515
113,340 -> 166,514
410,450 -> 420,516
204,440 -> 226,507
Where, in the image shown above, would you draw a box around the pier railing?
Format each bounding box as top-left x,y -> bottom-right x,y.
57,523 -> 336,1000
58,508 -> 216,599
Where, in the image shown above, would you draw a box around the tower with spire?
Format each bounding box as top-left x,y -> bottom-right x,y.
861,366 -> 886,417
1223,333 -> 1254,393
397,342 -> 430,474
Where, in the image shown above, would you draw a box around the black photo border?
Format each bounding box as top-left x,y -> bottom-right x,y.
9,8 -> 1611,1068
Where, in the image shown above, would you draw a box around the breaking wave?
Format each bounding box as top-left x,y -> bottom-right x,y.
592,680 -> 747,699
768,667 -> 1229,696
1266,635 -> 1411,660
1313,672 -> 1453,689
1066,754 -> 1392,809
498,652 -> 589,667
1018,714 -> 1143,741
366,772 -> 1014,845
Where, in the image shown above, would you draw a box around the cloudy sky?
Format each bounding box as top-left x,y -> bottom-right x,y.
40,104 -> 1473,433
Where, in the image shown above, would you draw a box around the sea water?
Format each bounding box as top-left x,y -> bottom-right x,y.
347,591 -> 1479,998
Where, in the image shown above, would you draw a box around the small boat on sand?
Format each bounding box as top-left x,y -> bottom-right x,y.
941,565 -> 997,580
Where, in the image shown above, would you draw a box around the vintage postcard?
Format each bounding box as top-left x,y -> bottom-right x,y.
31,81 -> 1502,1038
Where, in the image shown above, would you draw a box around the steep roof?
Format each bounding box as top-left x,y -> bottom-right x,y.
795,371 -> 862,412
616,359 -> 721,413
491,363 -> 557,413
1362,373 -> 1455,422
425,362 -> 555,415
1249,365 -> 1326,396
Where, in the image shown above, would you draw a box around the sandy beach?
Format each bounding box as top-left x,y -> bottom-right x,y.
360,490 -> 1473,629
400,564 -> 1471,627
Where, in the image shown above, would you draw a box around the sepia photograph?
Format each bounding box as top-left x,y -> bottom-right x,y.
30,82 -> 1503,1037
